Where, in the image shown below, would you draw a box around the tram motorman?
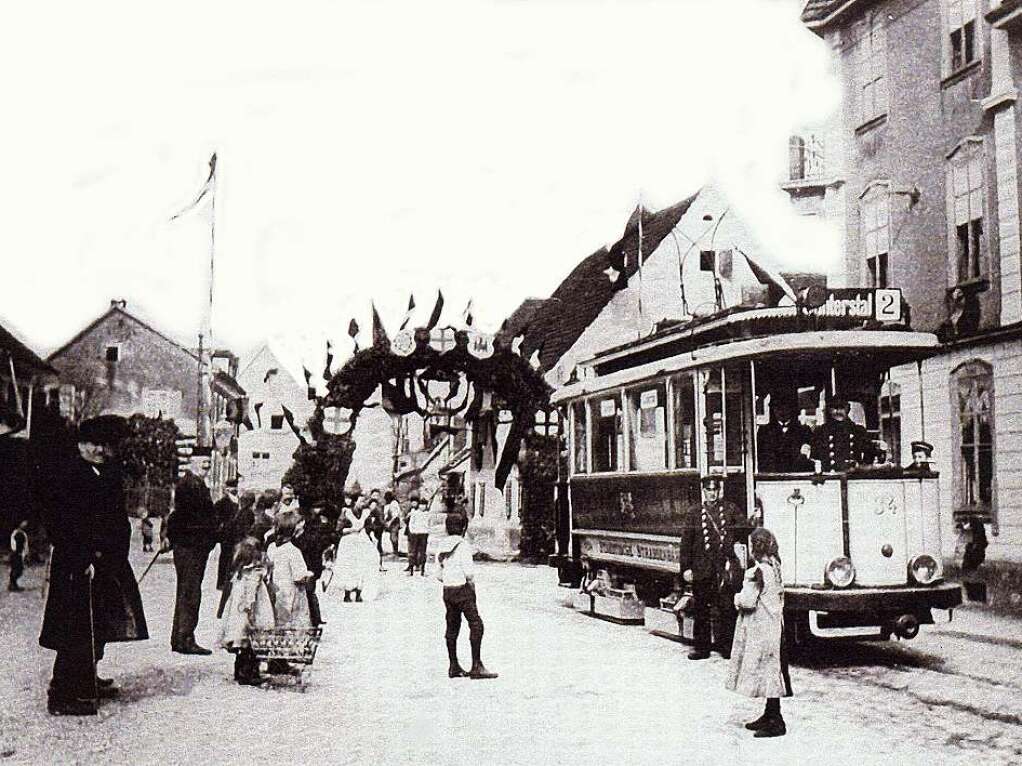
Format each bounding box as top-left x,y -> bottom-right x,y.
679,473 -> 750,661
756,393 -> 813,473
807,396 -> 880,472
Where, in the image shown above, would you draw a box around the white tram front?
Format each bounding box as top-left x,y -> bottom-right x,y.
552,295 -> 962,642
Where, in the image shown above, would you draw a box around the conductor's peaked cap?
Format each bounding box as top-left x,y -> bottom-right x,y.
77,414 -> 129,445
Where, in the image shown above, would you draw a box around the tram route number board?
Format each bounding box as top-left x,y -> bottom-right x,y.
804,288 -> 903,323
579,533 -> 680,573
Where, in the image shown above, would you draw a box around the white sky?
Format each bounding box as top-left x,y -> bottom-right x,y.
3,0 -> 839,376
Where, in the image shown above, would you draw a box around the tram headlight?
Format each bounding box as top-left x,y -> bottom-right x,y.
824,556 -> 856,588
909,553 -> 942,585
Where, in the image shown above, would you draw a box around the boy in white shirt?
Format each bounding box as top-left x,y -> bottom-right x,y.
436,514 -> 497,680
406,498 -> 431,575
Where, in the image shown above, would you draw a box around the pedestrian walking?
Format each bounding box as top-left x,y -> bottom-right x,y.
164,447 -> 218,655
725,527 -> 792,738
436,513 -> 497,679
8,520 -> 29,591
38,415 -> 148,716
383,491 -> 402,556
216,536 -> 274,686
407,497 -> 431,576
139,512 -> 154,553
679,473 -> 750,660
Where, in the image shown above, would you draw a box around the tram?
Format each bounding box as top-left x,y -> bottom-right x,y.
551,288 -> 962,642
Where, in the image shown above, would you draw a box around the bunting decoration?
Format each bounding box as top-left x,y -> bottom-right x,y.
303,366 -> 317,401
425,290 -> 444,330
529,342 -> 544,370
323,341 -> 334,381
253,402 -> 263,429
371,303 -> 390,348
263,368 -> 279,384
348,319 -> 361,353
462,299 -> 474,328
399,294 -> 416,330
280,405 -> 307,445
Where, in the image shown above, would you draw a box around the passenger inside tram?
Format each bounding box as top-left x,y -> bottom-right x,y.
755,393 -> 813,473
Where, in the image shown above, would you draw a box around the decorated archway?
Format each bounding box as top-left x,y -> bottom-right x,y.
282,319 -> 552,514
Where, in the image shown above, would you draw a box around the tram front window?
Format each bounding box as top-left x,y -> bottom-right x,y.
627,382 -> 668,472
589,395 -> 622,472
703,366 -> 745,469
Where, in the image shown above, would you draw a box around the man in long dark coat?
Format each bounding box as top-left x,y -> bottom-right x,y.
39,415 -> 148,716
678,473 -> 749,661
757,394 -> 812,473
164,447 -> 218,654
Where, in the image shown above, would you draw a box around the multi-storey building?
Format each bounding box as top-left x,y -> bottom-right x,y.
800,0 -> 1022,588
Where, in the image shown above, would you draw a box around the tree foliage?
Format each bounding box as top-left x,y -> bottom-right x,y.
119,414 -> 180,488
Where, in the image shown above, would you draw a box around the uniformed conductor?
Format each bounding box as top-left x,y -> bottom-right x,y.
678,473 -> 750,660
38,415 -> 149,716
808,396 -> 879,472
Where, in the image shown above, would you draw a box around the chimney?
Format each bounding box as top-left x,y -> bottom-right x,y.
110,299 -> 127,310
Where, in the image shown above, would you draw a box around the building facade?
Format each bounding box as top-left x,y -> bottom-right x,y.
801,1 -> 1022,584
47,300 -> 202,436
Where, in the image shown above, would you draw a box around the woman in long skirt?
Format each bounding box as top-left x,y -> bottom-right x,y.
334,500 -> 379,602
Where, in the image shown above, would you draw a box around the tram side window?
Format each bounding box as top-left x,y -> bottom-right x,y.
703,366 -> 745,468
673,374 -> 697,469
627,383 -> 668,472
589,395 -> 622,472
572,401 -> 587,474
704,369 -> 726,468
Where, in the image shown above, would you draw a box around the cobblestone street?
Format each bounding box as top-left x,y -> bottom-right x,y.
1,535 -> 1020,765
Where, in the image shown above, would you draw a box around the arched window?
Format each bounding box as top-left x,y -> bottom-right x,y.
951,360 -> 995,519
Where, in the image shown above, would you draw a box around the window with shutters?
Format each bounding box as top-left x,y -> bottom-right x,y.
947,0 -> 979,74
860,183 -> 891,288
952,360 -> 995,521
858,14 -> 887,126
947,138 -> 986,284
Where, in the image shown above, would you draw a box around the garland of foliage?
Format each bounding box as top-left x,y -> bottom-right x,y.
283,325 -> 552,512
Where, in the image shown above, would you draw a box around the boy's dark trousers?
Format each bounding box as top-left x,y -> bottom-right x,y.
443,583 -> 484,667
306,580 -> 322,626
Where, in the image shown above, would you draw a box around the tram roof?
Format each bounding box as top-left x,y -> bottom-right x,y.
551,329 -> 939,403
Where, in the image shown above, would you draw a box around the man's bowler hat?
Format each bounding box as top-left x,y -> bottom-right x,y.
77,414 -> 128,446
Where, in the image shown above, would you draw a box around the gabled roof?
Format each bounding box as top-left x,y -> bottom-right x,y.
504,298 -> 550,338
0,319 -> 55,376
521,193 -> 697,370
47,302 -> 200,363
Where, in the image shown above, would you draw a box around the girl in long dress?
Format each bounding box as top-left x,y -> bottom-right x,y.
334,499 -> 379,602
266,511 -> 312,627
216,537 -> 275,685
725,527 -> 793,738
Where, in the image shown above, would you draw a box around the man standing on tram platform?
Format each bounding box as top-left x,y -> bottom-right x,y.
679,473 -> 750,661
756,394 -> 813,473
808,397 -> 879,472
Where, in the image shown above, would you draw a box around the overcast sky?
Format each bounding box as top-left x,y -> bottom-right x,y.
4,0 -> 838,376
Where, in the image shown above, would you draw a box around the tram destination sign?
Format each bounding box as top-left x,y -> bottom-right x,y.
578,531 -> 680,573
802,287 -> 903,324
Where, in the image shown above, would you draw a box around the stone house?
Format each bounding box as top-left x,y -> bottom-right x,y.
799,1 -> 1022,585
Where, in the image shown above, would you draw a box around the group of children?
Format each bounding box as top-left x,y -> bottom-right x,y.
216,510 -> 314,686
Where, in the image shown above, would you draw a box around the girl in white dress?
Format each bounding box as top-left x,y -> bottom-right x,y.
334,499 -> 379,602
266,511 -> 312,627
